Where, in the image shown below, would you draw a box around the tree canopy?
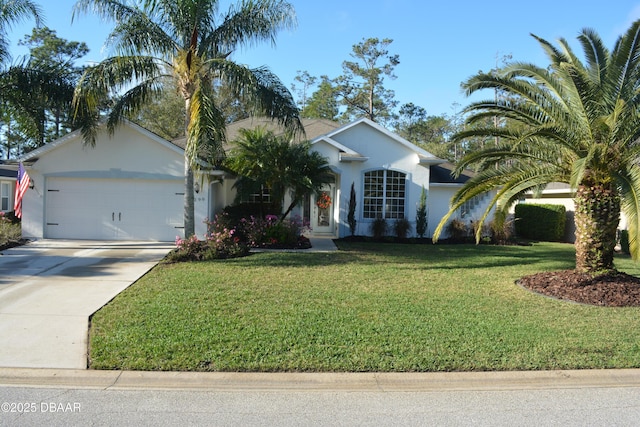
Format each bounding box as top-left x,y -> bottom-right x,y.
226,127 -> 332,220
434,20 -> 640,274
72,0 -> 303,237
16,26 -> 89,145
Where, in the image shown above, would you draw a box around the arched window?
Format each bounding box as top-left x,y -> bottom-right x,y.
363,170 -> 406,219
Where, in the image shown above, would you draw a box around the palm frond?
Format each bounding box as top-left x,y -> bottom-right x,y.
73,0 -> 140,25
186,79 -> 227,168
530,33 -> 572,65
606,20 -> 640,108
107,11 -> 176,57
72,55 -> 166,143
0,0 -> 41,65
107,77 -> 165,131
210,0 -> 296,53
617,164 -> 640,259
214,59 -> 302,136
577,27 -> 609,87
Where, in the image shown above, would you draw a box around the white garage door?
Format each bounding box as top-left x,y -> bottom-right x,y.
45,177 -> 185,241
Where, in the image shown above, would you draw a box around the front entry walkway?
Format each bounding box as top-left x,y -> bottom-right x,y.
308,236 -> 338,252
0,240 -> 173,369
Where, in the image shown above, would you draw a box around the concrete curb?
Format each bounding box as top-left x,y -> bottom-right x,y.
1,368 -> 639,392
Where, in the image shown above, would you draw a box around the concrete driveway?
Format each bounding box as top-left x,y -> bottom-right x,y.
0,240 -> 173,369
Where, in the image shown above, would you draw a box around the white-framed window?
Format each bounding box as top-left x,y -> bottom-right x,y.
459,195 -> 482,218
363,170 -> 406,219
1,182 -> 10,211
246,186 -> 271,204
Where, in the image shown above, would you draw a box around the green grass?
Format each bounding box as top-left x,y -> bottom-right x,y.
89,242 -> 640,372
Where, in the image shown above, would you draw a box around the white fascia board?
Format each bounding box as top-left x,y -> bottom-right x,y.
311,136 -> 360,155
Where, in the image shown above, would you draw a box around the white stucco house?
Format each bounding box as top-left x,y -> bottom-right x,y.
17,117 -> 492,241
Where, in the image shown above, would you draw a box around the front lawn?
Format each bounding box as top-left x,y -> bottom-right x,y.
89,242 -> 640,372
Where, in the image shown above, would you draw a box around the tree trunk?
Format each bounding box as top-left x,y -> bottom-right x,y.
184,158 -> 195,237
183,97 -> 195,238
574,184 -> 620,273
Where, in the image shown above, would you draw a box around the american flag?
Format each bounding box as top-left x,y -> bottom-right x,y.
14,163 -> 30,219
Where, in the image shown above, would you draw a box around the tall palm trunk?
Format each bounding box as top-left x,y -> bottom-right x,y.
183,96 -> 195,237
574,183 -> 620,273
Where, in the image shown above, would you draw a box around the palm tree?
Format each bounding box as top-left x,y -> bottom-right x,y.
433,20 -> 640,274
72,0 -> 303,237
226,126 -> 332,220
0,64 -> 77,148
0,0 -> 41,65
0,0 -> 55,150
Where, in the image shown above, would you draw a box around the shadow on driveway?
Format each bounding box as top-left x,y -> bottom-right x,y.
0,239 -> 173,369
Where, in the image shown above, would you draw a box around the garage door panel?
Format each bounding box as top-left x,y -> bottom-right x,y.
45,178 -> 184,241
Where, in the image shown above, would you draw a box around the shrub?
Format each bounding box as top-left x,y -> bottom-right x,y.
210,206 -> 310,248
514,203 -> 566,241
416,186 -> 428,238
470,219 -> 491,242
244,215 -> 308,248
222,203 -> 279,224
169,209 -> 313,262
0,212 -> 21,246
445,218 -> 468,243
348,182 -> 357,236
2,211 -> 20,224
489,211 -> 514,244
168,227 -> 250,262
393,218 -> 412,239
167,235 -> 206,262
619,229 -> 630,254
370,218 -> 388,240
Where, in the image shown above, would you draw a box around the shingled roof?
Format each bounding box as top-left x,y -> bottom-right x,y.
171,117 -> 341,150
429,162 -> 474,184
0,161 -> 16,178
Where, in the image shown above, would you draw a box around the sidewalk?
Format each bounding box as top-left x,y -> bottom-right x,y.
308,236 -> 338,252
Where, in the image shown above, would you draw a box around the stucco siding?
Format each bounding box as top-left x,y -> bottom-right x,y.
21,123 -> 210,240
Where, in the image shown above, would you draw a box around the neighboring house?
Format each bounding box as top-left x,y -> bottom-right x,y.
0,161 -> 16,213
17,118 -> 492,241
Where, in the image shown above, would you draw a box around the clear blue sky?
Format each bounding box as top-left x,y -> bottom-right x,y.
9,1 -> 640,117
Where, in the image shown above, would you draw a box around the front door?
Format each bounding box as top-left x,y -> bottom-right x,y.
312,184 -> 335,234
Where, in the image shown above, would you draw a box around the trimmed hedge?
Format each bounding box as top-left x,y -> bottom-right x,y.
514,203 -> 566,242
619,230 -> 630,254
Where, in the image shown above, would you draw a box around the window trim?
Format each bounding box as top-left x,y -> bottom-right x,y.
362,169 -> 407,220
0,182 -> 10,212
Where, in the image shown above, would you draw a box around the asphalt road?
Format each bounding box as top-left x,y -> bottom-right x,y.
2,384 -> 640,426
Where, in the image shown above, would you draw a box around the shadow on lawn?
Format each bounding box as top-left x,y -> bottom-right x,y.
230,241 -> 577,271
349,242 -> 577,271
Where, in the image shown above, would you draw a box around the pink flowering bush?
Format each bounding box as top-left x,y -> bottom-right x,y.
213,211 -> 311,248
243,214 -> 310,248
168,210 -> 312,262
168,219 -> 249,262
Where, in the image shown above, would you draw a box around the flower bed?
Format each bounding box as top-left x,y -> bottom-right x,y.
166,212 -> 311,262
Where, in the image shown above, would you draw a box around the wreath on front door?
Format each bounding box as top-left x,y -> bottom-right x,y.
316,192 -> 331,210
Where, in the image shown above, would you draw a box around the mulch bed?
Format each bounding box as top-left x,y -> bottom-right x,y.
518,270 -> 640,307
0,239 -> 28,252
